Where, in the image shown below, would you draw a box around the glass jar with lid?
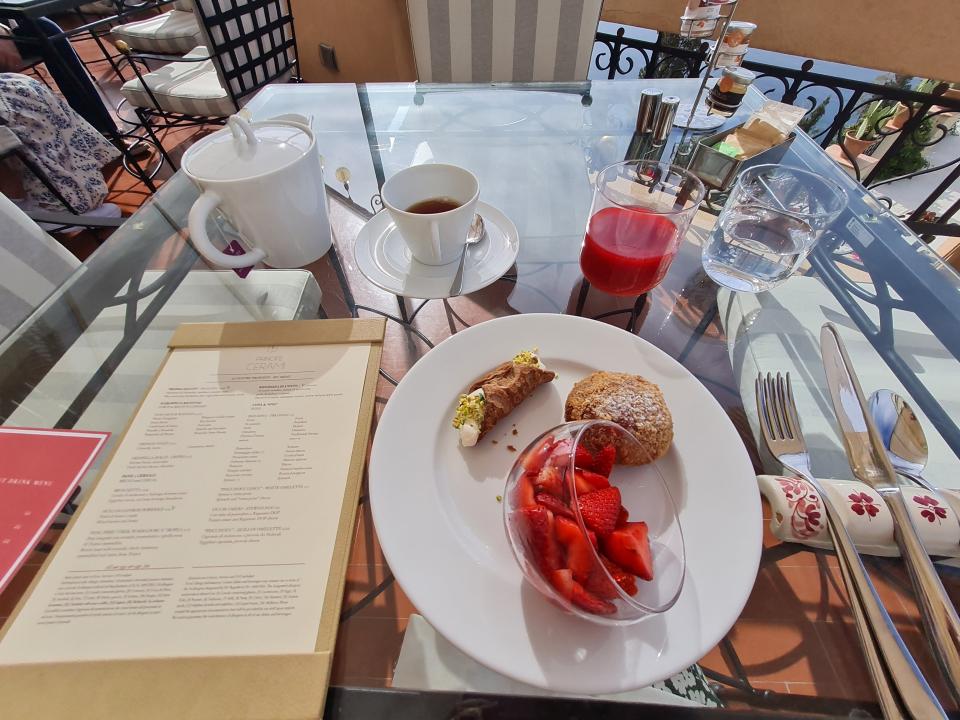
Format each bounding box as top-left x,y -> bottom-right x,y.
706,67 -> 756,117
715,21 -> 757,67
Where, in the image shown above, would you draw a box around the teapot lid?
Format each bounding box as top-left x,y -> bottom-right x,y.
183,115 -> 313,182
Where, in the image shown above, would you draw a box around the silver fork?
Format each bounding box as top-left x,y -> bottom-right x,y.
757,372 -> 945,720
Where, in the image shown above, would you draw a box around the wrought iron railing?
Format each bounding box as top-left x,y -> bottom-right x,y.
594,28 -> 960,239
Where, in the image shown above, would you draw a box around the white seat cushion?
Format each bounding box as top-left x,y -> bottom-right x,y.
120,45 -> 236,116
112,9 -> 201,54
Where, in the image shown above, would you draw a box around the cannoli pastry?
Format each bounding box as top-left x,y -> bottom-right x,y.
452,349 -> 556,447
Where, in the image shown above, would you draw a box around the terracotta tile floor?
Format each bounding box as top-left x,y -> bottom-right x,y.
4,15 -> 960,715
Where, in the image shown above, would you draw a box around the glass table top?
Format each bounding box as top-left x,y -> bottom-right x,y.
1,79 -> 959,718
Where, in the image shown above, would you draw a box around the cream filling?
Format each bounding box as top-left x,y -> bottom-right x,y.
458,388 -> 484,447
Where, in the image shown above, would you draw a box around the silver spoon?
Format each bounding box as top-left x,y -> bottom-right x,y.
450,214 -> 485,296
869,388 -> 960,536
868,389 -> 935,491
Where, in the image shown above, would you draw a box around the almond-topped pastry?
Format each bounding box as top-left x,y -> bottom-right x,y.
565,371 -> 673,464
452,349 -> 556,447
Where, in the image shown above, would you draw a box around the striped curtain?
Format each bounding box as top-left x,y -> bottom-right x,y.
407,0 -> 602,83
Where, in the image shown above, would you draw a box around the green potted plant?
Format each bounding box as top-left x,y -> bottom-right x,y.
842,99 -> 894,157
889,79 -> 955,131
883,80 -> 936,131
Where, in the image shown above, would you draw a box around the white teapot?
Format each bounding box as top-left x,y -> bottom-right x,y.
182,113 -> 331,269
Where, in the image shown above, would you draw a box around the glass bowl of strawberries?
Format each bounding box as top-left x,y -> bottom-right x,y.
503,420 -> 685,625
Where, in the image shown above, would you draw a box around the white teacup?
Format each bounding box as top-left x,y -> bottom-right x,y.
381,164 -> 479,265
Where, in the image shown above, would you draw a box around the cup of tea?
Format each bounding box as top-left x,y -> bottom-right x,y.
381,164 -> 479,265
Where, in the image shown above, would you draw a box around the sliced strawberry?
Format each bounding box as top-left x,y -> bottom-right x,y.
521,435 -> 556,474
601,522 -> 653,581
584,565 -> 620,600
587,528 -> 598,548
535,492 -> 574,520
592,444 -> 616,477
574,444 -> 595,469
601,556 -> 638,596
549,568 -> 576,599
515,473 -> 537,508
555,515 -> 597,582
616,506 -> 629,529
577,486 -> 622,535
516,505 -> 562,574
545,438 -> 572,467
533,466 -> 563,497
587,557 -> 640,599
547,441 -> 602,475
573,469 -> 610,495
551,569 -> 616,615
570,581 -> 617,615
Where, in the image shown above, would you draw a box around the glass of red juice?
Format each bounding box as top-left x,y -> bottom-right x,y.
581,161 -> 705,296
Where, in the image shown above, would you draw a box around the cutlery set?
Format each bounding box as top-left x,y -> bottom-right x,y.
756,322 -> 960,719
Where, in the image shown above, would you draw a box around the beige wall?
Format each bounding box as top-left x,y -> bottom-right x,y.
602,0 -> 959,83
290,0 -> 958,84
291,0 -> 417,83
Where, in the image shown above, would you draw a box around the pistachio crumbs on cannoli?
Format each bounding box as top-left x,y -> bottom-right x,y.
452,349 -> 555,447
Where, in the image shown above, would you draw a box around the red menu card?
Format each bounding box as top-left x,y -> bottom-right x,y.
0,428 -> 109,594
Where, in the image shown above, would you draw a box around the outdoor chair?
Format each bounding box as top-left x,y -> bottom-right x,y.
115,0 -> 300,170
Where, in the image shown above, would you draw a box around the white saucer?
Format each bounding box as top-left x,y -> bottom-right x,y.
354,201 -> 519,299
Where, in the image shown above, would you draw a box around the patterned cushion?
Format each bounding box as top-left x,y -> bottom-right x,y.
120,45 -> 237,116
407,0 -> 602,82
111,9 -> 201,54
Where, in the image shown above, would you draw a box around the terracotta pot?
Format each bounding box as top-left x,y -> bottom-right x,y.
842,131 -> 874,158
885,103 -> 910,131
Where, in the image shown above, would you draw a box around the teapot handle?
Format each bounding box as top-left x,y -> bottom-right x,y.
227,114 -> 258,147
188,191 -> 267,269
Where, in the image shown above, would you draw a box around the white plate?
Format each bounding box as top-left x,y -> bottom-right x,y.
354,201 -> 519,299
369,314 -> 761,695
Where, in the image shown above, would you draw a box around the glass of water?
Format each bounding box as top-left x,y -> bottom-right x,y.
702,164 -> 847,292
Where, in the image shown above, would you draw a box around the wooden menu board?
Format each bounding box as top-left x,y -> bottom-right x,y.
0,319 -> 385,720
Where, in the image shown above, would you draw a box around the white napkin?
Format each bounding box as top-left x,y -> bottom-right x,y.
759,474 -> 960,557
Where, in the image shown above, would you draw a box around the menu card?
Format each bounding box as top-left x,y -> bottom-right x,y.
0,319 -> 384,720
0,428 -> 109,594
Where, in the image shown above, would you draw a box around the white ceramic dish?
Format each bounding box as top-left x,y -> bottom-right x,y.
369,314 -> 761,694
354,201 -> 519,299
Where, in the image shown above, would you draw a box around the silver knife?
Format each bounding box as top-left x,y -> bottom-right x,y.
821,322 -> 960,705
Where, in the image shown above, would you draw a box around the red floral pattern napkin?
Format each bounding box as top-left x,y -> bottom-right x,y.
758,475 -> 960,557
